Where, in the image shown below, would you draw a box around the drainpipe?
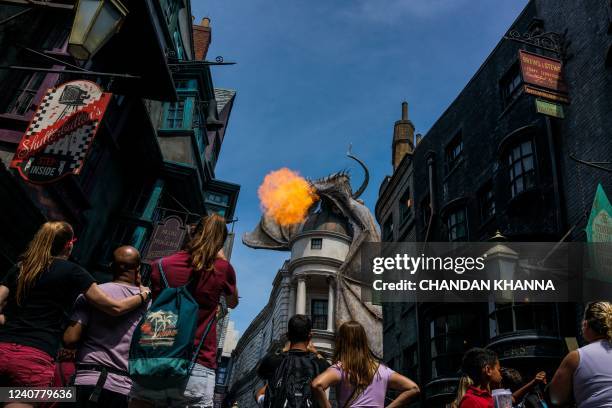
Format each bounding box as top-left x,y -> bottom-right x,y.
545,117 -> 564,235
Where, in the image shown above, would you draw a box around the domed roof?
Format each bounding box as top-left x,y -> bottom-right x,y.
301,199 -> 352,236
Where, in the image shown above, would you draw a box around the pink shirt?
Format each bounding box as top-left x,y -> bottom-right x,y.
333,363 -> 394,407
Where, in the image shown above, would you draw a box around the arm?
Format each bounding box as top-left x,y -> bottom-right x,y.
226,287 -> 239,309
0,285 -> 9,325
84,283 -> 150,316
63,321 -> 85,349
386,372 -> 420,408
548,350 -> 579,407
512,371 -> 546,404
311,367 -> 342,408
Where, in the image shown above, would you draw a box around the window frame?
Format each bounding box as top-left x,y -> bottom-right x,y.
507,138 -> 537,198
478,182 -> 496,223
446,207 -> 468,242
445,131 -> 463,172
5,72 -> 46,116
500,62 -> 523,107
310,238 -> 322,250
311,299 -> 328,330
399,188 -> 413,224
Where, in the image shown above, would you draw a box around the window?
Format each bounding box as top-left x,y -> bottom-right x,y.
310,238 -> 322,250
173,30 -> 184,60
490,303 -> 557,338
445,132 -> 463,170
161,0 -> 178,27
204,191 -> 230,217
478,182 -> 495,221
446,207 -> 467,241
5,72 -> 45,116
429,313 -> 480,379
382,217 -> 394,242
500,63 -> 523,106
165,97 -> 185,128
311,299 -> 328,330
507,139 -> 536,198
216,366 -> 227,385
399,188 -> 412,223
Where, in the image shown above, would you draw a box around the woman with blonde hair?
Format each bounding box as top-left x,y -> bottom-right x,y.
130,213 -> 239,408
312,320 -> 420,407
0,221 -> 150,392
549,301 -> 612,407
451,375 -> 473,408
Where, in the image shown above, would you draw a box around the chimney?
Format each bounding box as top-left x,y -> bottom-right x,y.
193,17 -> 212,61
416,133 -> 422,145
392,101 -> 415,170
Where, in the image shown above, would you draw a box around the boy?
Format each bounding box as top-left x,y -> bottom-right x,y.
459,347 -> 502,408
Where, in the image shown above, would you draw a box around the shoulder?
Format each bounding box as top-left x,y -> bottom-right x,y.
214,258 -> 233,272
378,363 -> 394,378
565,349 -> 580,369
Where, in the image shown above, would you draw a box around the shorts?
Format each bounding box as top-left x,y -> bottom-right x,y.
129,363 -> 216,408
0,342 -> 55,387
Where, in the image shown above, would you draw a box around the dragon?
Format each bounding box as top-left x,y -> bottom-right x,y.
243,148 -> 383,357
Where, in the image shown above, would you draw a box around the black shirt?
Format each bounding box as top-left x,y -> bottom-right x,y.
0,258 -> 96,357
257,348 -> 331,381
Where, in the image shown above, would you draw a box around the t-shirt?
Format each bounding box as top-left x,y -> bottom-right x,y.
71,282 -> 149,395
0,259 -> 96,358
459,386 -> 494,408
333,363 -> 394,408
150,251 -> 236,369
257,349 -> 330,381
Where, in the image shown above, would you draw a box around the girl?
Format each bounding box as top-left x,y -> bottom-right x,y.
311,320 -> 420,408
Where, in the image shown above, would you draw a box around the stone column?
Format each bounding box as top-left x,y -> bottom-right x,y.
327,278 -> 334,332
296,277 -> 306,315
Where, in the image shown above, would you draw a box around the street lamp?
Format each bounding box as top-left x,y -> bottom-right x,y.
68,0 -> 128,60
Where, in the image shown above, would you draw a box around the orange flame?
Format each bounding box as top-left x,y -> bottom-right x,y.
258,168 -> 319,226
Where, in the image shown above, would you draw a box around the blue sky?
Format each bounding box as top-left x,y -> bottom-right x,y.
190,0 -> 529,335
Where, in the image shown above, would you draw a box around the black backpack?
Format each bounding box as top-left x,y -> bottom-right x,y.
264,351 -> 322,408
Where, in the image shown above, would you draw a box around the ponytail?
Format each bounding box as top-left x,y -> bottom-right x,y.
16,221 -> 73,305
584,301 -> 612,342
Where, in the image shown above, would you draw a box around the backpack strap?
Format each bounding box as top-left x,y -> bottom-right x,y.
157,258 -> 170,288
188,312 -> 216,373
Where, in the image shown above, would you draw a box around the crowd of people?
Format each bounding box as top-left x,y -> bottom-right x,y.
0,215 -> 237,408
0,218 -> 611,408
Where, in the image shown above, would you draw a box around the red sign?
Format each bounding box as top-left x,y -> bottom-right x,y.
519,50 -> 568,95
10,80 -> 111,183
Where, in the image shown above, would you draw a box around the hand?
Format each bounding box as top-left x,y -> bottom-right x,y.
307,341 -> 320,356
533,371 -> 547,384
282,341 -> 291,352
140,286 -> 151,300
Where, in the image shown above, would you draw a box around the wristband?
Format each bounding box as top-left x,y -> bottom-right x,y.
138,292 -> 145,305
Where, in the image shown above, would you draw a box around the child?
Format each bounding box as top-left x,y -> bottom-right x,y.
500,368 -> 547,408
459,348 -> 502,408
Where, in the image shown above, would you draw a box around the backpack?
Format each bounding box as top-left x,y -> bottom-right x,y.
128,258 -> 214,388
264,351 -> 322,408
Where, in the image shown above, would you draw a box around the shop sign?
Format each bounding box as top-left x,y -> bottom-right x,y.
10,80 -> 111,183
143,216 -> 187,261
519,50 -> 569,104
535,98 -> 564,118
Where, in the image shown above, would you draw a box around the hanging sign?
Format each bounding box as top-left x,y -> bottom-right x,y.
587,184 -> 612,243
10,80 -> 111,183
535,98 -> 564,118
519,50 -> 569,104
143,216 -> 187,261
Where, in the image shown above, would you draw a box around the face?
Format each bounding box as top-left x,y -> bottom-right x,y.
486,360 -> 503,385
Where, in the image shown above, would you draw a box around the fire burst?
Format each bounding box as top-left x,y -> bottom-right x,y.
258,168 -> 319,226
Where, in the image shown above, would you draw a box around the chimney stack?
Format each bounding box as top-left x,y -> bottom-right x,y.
193,16 -> 212,61
392,101 -> 416,170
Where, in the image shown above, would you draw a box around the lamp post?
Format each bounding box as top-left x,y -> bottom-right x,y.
68,0 -> 128,60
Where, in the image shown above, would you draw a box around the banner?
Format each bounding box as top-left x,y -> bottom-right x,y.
10,80 -> 111,183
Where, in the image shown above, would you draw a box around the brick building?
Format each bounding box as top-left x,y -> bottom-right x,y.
375,0 -> 612,405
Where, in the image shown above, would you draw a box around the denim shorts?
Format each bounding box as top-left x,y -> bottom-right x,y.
129,364 -> 216,408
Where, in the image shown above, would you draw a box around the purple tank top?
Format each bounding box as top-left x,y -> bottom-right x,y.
574,340 -> 612,407
333,363 -> 394,407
